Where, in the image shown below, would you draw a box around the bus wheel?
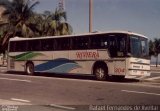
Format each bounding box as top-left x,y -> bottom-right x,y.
26,63 -> 34,75
94,65 -> 108,81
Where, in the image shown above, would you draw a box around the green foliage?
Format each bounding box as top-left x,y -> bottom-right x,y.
149,38 -> 160,66
0,0 -> 39,53
149,39 -> 160,56
0,0 -> 73,53
149,40 -> 154,56
2,0 -> 39,37
28,9 -> 73,37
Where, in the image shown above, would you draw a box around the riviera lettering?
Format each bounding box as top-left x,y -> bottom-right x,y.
76,51 -> 99,59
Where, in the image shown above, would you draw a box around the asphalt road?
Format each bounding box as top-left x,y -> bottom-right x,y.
0,67 -> 160,111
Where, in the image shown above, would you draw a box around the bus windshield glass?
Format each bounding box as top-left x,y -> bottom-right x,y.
130,36 -> 149,58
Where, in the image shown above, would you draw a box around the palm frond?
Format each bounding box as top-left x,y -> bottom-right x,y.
28,0 -> 39,12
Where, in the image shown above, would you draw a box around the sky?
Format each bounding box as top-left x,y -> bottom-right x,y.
34,0 -> 160,40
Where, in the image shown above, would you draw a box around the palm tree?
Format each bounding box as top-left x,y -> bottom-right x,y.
27,13 -> 45,37
55,9 -> 73,35
32,9 -> 73,37
46,9 -> 73,36
28,11 -> 53,36
154,38 -> 160,67
0,0 -> 39,53
149,39 -> 160,67
2,0 -> 39,37
149,40 -> 154,56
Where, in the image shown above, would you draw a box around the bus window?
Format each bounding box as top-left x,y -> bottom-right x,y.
109,36 -> 117,57
141,39 -> 149,57
55,38 -> 70,50
130,36 -> 141,57
108,34 -> 127,57
117,37 -> 126,56
14,41 -> 27,52
9,42 -> 16,52
41,39 -> 54,51
27,40 -> 41,51
72,36 -> 89,50
90,35 -> 108,49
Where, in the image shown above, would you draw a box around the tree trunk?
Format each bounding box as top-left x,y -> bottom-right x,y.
156,55 -> 158,67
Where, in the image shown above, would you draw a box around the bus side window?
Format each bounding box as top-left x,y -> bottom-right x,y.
55,38 -> 70,50
72,36 -> 89,50
117,37 -> 126,57
9,42 -> 16,52
15,41 -> 27,52
90,35 -> 108,49
109,37 -> 117,57
90,35 -> 100,49
61,38 -> 70,50
27,40 -> 41,51
120,38 -> 126,52
41,39 -> 54,51
101,36 -> 108,48
108,34 -> 127,57
141,40 -> 147,56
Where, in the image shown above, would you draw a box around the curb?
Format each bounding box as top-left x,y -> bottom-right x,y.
140,78 -> 160,83
151,71 -> 160,74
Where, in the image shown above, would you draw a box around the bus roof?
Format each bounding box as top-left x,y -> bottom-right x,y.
9,31 -> 148,41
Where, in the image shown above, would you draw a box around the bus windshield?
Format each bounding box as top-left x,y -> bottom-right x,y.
130,36 -> 149,58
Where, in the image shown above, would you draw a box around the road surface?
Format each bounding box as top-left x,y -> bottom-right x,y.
0,67 -> 160,111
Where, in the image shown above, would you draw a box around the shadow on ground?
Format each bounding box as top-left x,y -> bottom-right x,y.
6,71 -> 139,83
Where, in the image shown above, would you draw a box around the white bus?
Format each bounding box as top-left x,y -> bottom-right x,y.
7,31 -> 150,80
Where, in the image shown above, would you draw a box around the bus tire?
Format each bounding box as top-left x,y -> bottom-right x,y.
26,62 -> 34,75
93,64 -> 108,81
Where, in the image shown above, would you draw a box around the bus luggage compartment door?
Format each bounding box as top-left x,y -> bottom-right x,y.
113,59 -> 126,76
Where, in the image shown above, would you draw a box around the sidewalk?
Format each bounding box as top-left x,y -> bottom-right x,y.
0,65 -> 7,73
0,58 -> 7,67
141,66 -> 160,83
148,78 -> 160,83
0,63 -> 7,67
141,77 -> 160,83
151,65 -> 160,73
